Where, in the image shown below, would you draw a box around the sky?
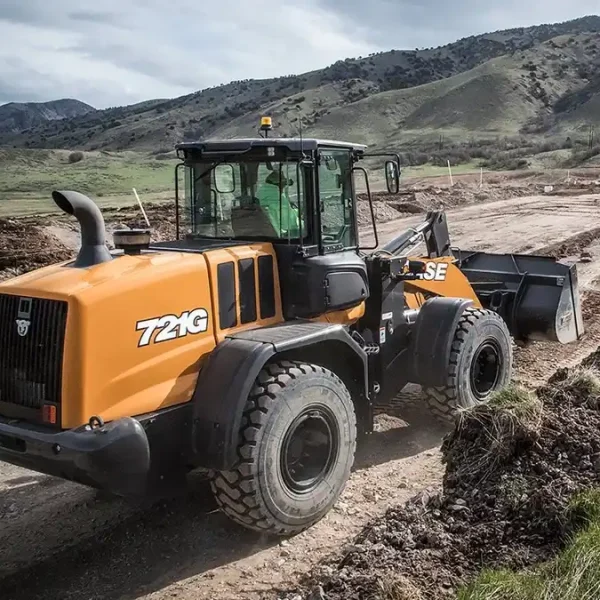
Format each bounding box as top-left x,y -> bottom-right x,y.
0,0 -> 597,109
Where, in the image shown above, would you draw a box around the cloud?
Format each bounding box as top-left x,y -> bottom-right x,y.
0,0 -> 596,108
321,0 -> 599,48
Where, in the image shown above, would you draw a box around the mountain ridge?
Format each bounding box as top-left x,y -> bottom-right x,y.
0,99 -> 96,136
1,15 -> 599,151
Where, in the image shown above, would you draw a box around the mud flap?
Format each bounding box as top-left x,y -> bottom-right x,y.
453,250 -> 585,344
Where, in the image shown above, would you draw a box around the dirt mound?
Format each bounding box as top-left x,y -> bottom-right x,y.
0,218 -> 74,281
0,203 -> 178,282
392,202 -> 424,214
285,360 -> 600,600
356,199 -> 402,227
354,181 -> 531,227
536,227 -> 600,259
103,202 -> 177,242
411,183 -> 536,212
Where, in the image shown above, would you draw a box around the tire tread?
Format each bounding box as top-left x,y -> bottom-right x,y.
423,307 -> 511,424
210,360 -> 354,536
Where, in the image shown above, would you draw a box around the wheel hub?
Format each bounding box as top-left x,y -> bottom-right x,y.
281,408 -> 338,494
470,340 -> 502,401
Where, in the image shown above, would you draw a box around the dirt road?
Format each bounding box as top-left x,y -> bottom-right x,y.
360,192 -> 600,253
2,190 -> 600,600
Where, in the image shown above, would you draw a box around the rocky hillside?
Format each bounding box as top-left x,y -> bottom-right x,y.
0,99 -> 96,136
1,15 -> 599,151
310,32 -> 600,146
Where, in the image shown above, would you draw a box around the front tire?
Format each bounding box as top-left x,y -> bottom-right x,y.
424,307 -> 513,424
210,360 -> 357,536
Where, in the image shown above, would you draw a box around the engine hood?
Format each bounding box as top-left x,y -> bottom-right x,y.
0,242 -> 283,429
0,250 -> 216,428
0,250 -> 199,301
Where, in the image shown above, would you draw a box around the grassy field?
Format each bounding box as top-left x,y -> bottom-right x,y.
0,149 -> 485,218
0,149 -> 179,216
0,145 -> 592,218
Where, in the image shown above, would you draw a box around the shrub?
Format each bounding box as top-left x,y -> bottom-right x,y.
68,151 -> 84,164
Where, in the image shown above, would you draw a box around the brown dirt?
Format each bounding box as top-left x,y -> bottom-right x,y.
0,202 -> 178,281
356,178 -> 552,228
287,359 -> 600,600
0,218 -> 72,281
1,182 -> 600,600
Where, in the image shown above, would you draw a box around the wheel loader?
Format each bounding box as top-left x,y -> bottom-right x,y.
0,118 -> 585,536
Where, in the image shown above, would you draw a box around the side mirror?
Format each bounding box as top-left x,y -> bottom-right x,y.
385,160 -> 400,194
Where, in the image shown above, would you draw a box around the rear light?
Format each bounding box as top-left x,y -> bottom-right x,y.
43,404 -> 57,425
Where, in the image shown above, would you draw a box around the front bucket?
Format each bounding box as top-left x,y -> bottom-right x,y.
453,250 -> 585,344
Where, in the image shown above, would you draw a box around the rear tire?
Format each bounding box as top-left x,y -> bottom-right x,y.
210,360 -> 357,536
423,307 -> 513,425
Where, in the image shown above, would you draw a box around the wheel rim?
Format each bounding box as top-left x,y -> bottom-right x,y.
280,406 -> 339,495
470,340 -> 503,401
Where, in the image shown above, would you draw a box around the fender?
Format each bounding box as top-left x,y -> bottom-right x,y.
191,321 -> 368,471
411,297 -> 474,387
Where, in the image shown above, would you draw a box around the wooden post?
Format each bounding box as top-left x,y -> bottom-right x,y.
447,160 -> 454,186
132,188 -> 151,228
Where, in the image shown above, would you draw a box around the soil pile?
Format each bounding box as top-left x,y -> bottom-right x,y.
356,198 -> 403,227
411,181 -> 536,211
0,203 -> 178,281
285,358 -> 600,600
0,218 -> 74,281
536,227 -> 600,259
355,181 -> 542,228
103,202 -> 177,242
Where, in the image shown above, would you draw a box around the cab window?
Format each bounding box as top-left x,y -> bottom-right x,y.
184,160 -> 308,241
318,149 -> 356,248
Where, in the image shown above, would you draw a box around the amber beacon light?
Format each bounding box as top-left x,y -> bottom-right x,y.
259,116 -> 273,137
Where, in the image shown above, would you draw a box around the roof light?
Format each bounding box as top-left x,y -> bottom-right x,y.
260,116 -> 273,130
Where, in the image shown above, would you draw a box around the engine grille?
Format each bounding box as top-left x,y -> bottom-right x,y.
0,294 -> 68,411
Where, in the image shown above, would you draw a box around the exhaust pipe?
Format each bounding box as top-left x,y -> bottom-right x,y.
52,190 -> 112,268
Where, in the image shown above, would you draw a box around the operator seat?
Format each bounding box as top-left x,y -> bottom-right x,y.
231,196 -> 278,238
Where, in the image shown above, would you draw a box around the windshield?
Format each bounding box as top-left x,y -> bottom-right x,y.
182,159 -> 308,241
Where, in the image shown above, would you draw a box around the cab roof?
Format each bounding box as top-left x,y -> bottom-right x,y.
175,137 -> 367,155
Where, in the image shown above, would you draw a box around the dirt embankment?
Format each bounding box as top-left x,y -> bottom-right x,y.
0,219 -> 72,281
285,356 -> 600,600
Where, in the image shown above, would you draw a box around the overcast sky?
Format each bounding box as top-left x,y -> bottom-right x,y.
0,0 -> 597,109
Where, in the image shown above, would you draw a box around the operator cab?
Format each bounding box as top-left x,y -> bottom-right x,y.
169,117 -> 401,319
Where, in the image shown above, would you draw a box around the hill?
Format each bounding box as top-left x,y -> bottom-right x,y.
310,32 -> 600,146
1,15 -> 599,152
0,99 -> 96,136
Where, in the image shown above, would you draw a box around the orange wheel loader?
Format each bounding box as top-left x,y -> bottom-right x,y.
0,121 -> 584,536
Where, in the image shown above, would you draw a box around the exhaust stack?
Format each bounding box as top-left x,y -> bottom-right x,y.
52,190 -> 112,268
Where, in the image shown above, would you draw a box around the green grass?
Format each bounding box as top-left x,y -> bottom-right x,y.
0,148 -> 484,218
400,161 -> 481,179
0,149 -> 179,216
458,490 -> 600,600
